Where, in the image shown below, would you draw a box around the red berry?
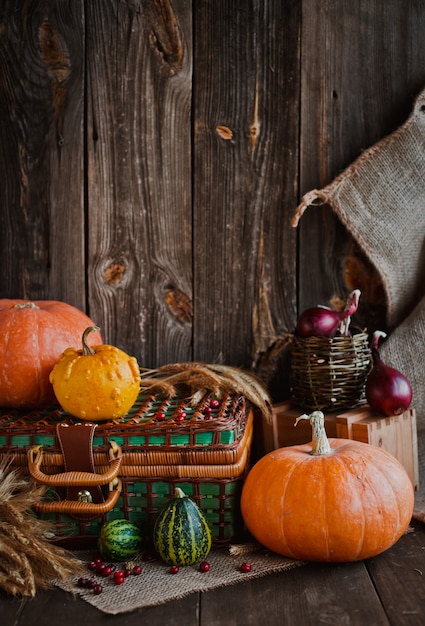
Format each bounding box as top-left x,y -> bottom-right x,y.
77,577 -> 89,588
169,565 -> 179,574
133,565 -> 142,575
240,562 -> 252,573
123,569 -> 131,577
210,399 -> 219,408
101,566 -> 113,577
203,406 -> 212,415
96,562 -> 106,574
156,411 -> 166,421
175,411 -> 186,422
87,561 -> 97,571
93,584 -> 103,595
94,557 -> 103,564
113,570 -> 125,585
199,561 -> 211,573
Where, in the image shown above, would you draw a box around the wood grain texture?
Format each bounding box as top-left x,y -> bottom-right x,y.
0,0 -> 85,308
85,0 -> 193,364
201,561 -> 389,626
0,586 -> 200,625
366,524 -> 425,625
193,0 -> 300,382
298,0 -> 425,331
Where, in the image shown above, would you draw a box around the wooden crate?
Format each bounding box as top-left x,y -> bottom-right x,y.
263,401 -> 419,490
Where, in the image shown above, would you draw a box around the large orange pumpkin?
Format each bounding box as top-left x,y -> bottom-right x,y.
0,299 -> 102,408
240,410 -> 414,562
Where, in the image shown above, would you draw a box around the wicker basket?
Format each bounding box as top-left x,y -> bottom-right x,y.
0,389 -> 253,545
290,332 -> 372,412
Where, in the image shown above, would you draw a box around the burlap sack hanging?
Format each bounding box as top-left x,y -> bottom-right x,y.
292,87 -> 425,425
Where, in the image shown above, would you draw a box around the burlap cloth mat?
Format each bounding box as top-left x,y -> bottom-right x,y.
58,546 -> 302,615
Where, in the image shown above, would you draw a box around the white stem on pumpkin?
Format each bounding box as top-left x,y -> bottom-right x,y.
13,302 -> 40,309
294,410 -> 333,456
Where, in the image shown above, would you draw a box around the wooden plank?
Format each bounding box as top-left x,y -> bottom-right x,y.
366,521 -> 425,626
192,0 -> 299,391
298,0 -> 425,330
0,0 -> 86,309
200,561 -> 389,625
85,0 -> 193,365
4,588 -> 200,625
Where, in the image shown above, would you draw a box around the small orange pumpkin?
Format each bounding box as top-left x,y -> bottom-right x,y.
0,299 -> 102,408
49,326 -> 141,421
240,410 -> 414,562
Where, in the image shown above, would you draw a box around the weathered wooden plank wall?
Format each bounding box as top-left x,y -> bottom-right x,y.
298,0 -> 425,332
86,0 -> 194,367
0,0 -> 85,307
1,0 -> 425,403
192,0 -> 299,376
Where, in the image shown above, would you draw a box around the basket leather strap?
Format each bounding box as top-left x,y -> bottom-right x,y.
56,422 -> 105,511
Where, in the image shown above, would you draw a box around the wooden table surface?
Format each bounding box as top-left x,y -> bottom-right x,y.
1,520 -> 424,626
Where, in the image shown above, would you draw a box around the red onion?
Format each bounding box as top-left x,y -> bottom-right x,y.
365,331 -> 412,416
295,289 -> 361,338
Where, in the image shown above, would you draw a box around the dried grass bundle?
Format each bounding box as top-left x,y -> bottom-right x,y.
229,542 -> 263,556
140,362 -> 272,422
0,461 -> 84,597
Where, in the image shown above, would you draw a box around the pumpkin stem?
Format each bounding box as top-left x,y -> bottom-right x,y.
81,326 -> 101,356
295,410 -> 333,456
13,302 -> 40,309
174,487 -> 186,499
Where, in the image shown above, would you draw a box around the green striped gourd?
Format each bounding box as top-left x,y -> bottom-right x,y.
98,519 -> 142,562
153,488 -> 212,566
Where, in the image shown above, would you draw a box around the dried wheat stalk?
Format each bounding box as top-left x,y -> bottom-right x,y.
0,461 -> 84,597
140,362 -> 272,422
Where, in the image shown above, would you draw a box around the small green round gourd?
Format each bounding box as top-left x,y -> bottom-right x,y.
153,488 -> 212,566
98,519 -> 143,562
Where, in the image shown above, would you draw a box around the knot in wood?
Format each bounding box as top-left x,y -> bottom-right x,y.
165,289 -> 192,324
105,263 -> 126,285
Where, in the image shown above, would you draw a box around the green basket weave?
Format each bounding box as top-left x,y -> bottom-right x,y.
40,477 -> 245,547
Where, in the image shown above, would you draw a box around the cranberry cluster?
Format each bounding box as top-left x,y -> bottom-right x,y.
77,555 -> 253,593
156,398 -> 221,423
203,398 -> 220,420
77,556 -> 143,595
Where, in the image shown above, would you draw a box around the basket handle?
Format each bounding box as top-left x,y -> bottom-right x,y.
31,478 -> 122,515
27,439 -> 122,487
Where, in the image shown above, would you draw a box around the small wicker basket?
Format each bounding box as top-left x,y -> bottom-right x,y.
290,331 -> 372,412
